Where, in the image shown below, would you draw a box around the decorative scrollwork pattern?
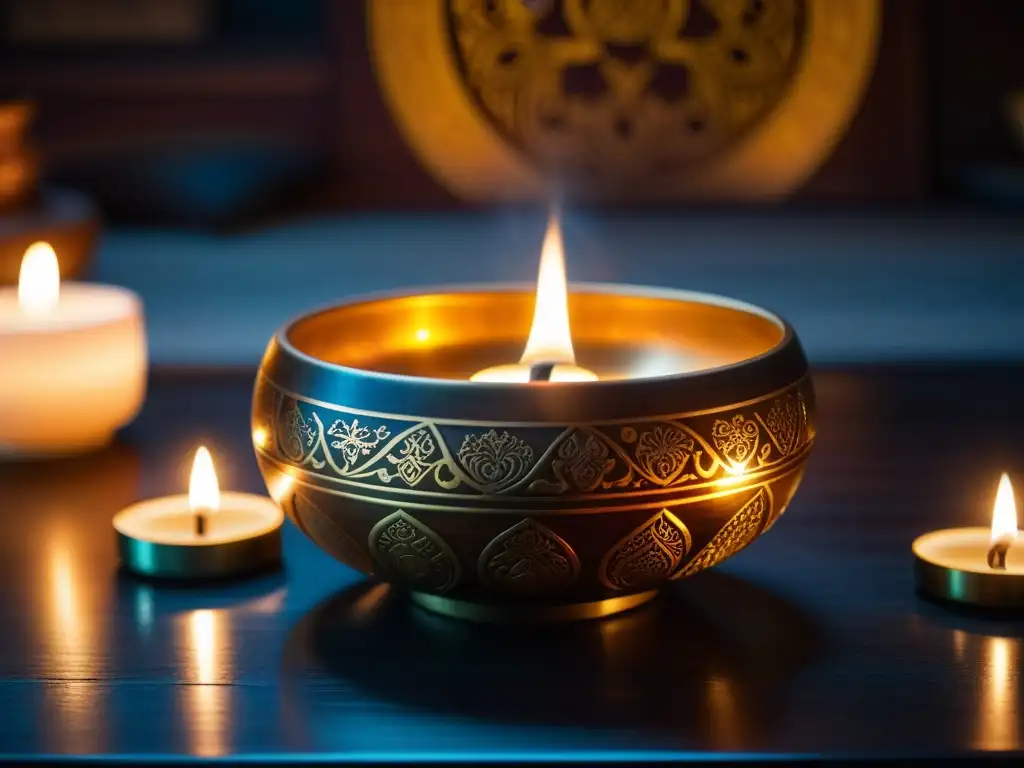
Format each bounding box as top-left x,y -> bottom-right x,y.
479,518 -> 580,594
457,429 -> 534,491
758,394 -> 801,456
675,485 -> 770,578
600,509 -> 692,590
635,424 -> 695,484
368,510 -> 461,593
328,418 -> 391,466
711,414 -> 760,467
257,377 -> 812,500
279,399 -> 315,462
529,431 -> 616,493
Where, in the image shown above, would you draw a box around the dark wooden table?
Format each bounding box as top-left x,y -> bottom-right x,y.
1,367 -> 1022,763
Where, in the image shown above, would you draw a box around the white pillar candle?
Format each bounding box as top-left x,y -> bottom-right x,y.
0,242 -> 147,456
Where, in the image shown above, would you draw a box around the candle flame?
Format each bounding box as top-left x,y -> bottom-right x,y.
470,213 -> 597,383
189,446 -> 220,515
18,242 -> 60,317
520,214 -> 578,367
991,472 -> 1018,543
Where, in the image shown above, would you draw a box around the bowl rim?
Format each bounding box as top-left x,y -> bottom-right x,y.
260,282 -> 809,423
274,281 -> 793,388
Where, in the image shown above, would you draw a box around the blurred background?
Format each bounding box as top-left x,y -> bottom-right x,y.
1,0 -> 1022,366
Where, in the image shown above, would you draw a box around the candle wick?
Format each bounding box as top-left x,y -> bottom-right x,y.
528,362 -> 555,382
195,510 -> 208,537
987,536 -> 1012,571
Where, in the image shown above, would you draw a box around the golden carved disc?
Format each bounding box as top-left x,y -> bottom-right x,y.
369,0 -> 880,201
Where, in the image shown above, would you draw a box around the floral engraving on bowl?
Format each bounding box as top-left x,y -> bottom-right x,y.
635,425 -> 696,484
479,518 -> 580,595
710,414 -> 761,469
327,418 -> 391,466
757,394 -> 802,456
600,510 -> 692,590
368,510 -> 460,593
457,429 -> 534,492
258,377 -> 813,499
675,486 -> 772,579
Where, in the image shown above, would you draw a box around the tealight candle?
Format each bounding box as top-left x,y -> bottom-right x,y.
115,446 -> 283,580
0,242 -> 147,457
914,473 -> 1024,608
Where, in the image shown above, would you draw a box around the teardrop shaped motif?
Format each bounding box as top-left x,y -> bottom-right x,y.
277,397 -> 315,463
758,395 -> 802,456
599,510 -> 692,590
675,486 -> 771,579
368,510 -> 461,593
478,518 -> 580,595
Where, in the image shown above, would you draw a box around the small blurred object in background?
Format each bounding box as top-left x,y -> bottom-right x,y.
0,0 -> 328,232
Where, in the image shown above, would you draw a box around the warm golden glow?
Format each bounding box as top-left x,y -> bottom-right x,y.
18,241 -> 60,317
706,674 -> 742,749
252,427 -> 269,449
266,471 -> 296,507
522,214 -> 576,366
976,636 -> 1020,750
189,446 -> 220,515
991,473 -> 1018,544
191,610 -> 216,684
44,530 -> 104,752
415,327 -> 431,343
471,215 -> 598,383
185,609 -> 229,756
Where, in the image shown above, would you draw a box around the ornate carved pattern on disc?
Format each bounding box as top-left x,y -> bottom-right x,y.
600,509 -> 692,590
675,486 -> 771,579
444,0 -> 806,187
479,518 -> 580,595
368,510 -> 461,593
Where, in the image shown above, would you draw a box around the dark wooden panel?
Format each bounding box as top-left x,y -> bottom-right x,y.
930,0 -> 1024,185
0,366 -> 1022,760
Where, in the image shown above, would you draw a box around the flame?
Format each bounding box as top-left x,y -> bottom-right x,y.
18,241 -> 60,317
520,214 -> 577,367
189,446 -> 220,515
991,473 -> 1018,543
470,214 -> 597,383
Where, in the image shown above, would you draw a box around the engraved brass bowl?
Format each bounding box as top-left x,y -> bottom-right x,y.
252,285 -> 816,622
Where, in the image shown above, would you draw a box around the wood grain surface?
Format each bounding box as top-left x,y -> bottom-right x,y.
0,367 -> 1021,762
